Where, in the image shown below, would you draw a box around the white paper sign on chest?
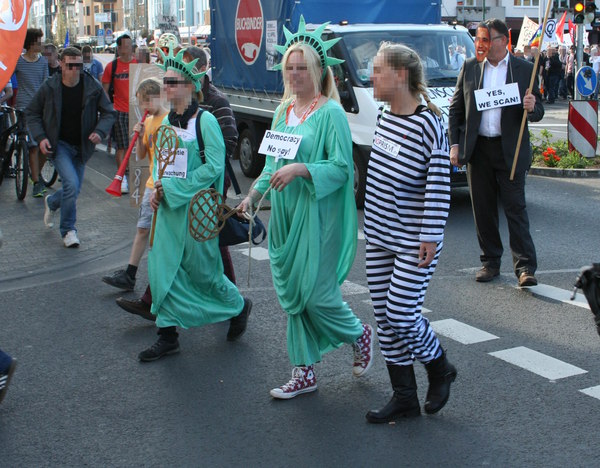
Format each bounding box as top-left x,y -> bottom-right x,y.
161,147 -> 188,179
474,82 -> 522,112
258,130 -> 303,162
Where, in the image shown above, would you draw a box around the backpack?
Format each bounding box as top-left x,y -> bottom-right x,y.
573,264 -> 600,336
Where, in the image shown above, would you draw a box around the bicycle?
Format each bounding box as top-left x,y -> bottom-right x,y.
0,105 -> 29,199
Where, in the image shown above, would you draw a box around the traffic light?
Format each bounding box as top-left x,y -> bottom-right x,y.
574,2 -> 585,24
584,2 -> 597,24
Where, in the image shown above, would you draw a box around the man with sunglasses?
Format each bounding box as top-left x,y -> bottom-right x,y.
27,47 -> 116,247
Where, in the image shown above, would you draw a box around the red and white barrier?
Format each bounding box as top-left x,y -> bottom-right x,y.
568,100 -> 598,158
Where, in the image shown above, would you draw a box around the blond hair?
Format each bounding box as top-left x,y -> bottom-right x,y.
378,42 -> 442,117
136,78 -> 161,100
275,43 -> 340,124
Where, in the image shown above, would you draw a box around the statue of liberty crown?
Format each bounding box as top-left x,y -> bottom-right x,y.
158,47 -> 206,92
273,15 -> 344,74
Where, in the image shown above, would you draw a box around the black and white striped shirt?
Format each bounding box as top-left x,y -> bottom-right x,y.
364,106 -> 450,251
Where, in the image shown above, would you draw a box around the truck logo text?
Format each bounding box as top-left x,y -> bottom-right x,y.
235,0 -> 264,65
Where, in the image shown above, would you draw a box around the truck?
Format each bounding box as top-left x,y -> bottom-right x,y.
210,0 -> 475,206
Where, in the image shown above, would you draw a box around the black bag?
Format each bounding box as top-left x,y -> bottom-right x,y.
219,213 -> 266,246
107,59 -> 118,103
195,112 -> 266,247
573,264 -> 600,336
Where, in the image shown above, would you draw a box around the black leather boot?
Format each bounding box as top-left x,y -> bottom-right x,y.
424,350 -> 457,414
366,364 -> 421,423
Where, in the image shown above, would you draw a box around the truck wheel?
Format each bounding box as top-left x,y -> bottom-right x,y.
353,147 -> 367,209
237,129 -> 264,177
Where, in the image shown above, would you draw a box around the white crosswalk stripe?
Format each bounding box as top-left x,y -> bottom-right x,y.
341,281 -> 369,296
579,385 -> 600,400
236,246 -> 270,261
431,318 -> 499,344
520,283 -> 590,310
489,346 -> 588,380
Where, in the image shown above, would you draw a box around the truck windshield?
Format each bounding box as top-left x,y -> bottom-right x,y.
335,29 -> 476,87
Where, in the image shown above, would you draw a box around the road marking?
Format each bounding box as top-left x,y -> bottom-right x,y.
237,246 -> 270,261
341,281 -> 369,296
520,284 -> 590,310
431,319 -> 499,344
579,385 -> 600,400
358,229 -> 365,240
489,346 -> 588,380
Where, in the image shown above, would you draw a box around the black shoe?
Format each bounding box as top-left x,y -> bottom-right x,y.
366,365 -> 421,423
116,297 -> 154,321
0,358 -> 17,405
138,337 -> 180,362
102,269 -> 135,291
424,351 -> 457,414
227,298 -> 252,341
475,266 -> 500,282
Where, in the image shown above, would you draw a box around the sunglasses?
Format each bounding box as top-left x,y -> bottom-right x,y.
66,63 -> 83,69
163,77 -> 188,87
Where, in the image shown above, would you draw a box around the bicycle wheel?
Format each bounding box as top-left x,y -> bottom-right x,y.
13,139 -> 29,200
40,158 -> 58,187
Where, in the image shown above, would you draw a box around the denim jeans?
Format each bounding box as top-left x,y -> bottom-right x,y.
47,141 -> 85,237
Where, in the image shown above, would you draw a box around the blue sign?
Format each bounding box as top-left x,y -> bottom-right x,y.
576,66 -> 597,97
97,29 -> 104,36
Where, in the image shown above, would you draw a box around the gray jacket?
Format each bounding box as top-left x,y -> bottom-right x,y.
27,71 -> 116,163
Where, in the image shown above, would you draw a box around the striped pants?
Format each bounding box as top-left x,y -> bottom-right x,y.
366,244 -> 443,366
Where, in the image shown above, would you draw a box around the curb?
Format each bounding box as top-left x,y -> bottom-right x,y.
529,167 -> 600,178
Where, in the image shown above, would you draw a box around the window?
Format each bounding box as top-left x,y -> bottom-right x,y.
94,5 -> 99,13
86,25 -> 91,35
514,0 -> 540,6
86,6 -> 90,16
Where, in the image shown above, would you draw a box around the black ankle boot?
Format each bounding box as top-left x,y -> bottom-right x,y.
424,350 -> 457,414
366,364 -> 421,423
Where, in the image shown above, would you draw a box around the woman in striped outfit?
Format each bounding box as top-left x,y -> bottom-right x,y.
364,43 -> 457,423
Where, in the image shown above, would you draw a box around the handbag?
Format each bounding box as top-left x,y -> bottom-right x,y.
195,112 -> 267,247
219,212 -> 266,246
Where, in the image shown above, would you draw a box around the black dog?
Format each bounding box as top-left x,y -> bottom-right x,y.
573,264 -> 600,336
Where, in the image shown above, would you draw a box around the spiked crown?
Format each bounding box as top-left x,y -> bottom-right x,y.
158,47 -> 206,92
273,15 -> 344,75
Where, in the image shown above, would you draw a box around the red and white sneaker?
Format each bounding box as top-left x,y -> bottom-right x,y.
270,366 -> 317,399
353,323 -> 374,377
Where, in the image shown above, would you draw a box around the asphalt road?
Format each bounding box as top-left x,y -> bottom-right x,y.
1,122 -> 600,466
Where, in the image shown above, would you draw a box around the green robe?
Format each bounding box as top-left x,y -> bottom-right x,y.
148,112 -> 244,329
254,99 -> 362,366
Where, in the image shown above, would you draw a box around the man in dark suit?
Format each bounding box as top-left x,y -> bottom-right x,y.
448,19 -> 544,287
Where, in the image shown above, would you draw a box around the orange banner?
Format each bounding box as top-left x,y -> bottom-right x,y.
0,0 -> 31,90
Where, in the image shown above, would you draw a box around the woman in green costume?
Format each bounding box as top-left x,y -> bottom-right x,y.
138,48 -> 252,362
239,17 -> 373,399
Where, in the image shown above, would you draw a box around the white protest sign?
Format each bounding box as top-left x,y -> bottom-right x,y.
474,83 -> 522,111
516,16 -> 539,53
258,130 -> 303,162
373,135 -> 401,156
160,148 -> 188,179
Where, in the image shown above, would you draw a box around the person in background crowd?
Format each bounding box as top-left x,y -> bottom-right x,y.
449,19 -> 543,287
101,34 -> 137,194
566,46 -> 575,99
82,45 -> 103,80
545,46 -> 563,104
43,44 -> 61,76
558,45 -> 568,100
136,47 -> 151,64
28,47 -> 115,248
448,43 -> 465,70
14,28 -> 48,198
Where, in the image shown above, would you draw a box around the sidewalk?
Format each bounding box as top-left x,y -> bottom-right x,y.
0,148 -> 139,291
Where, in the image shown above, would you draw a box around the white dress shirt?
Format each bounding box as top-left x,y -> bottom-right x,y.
479,51 -> 510,137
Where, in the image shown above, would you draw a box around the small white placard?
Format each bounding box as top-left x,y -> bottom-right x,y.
160,148 -> 188,179
474,82 -> 521,112
258,130 -> 303,162
373,134 -> 401,156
